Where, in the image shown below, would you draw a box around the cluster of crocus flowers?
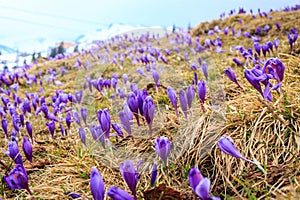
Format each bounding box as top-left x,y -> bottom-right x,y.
244,57 -> 285,101
188,166 -> 220,200
287,28 -> 298,52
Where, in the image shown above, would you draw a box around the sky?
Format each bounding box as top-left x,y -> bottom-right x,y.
0,0 -> 299,51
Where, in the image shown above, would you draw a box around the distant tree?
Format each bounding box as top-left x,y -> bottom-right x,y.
50,48 -> 57,58
37,52 -> 41,58
73,45 -> 79,53
57,41 -> 65,54
32,52 -> 36,62
172,24 -> 176,33
188,23 -> 192,32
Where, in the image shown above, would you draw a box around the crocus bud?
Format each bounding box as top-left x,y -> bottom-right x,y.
25,121 -> 33,142
119,111 -> 132,136
60,124 -> 66,136
122,74 -> 128,84
46,120 -> 55,138
179,89 -> 188,121
150,163 -> 157,187
167,86 -> 178,117
127,92 -> 140,126
120,160 -> 141,199
154,136 -> 171,166
186,85 -> 195,110
232,58 -> 243,67
224,67 -> 243,89
197,80 -> 206,105
112,123 -> 124,138
78,127 -> 86,147
201,63 -> 208,81
254,43 -> 260,56
1,117 -> 8,138
80,107 -> 88,126
152,70 -> 160,88
106,186 -> 134,200
261,43 -> 269,57
22,137 -> 32,162
142,96 -> 155,138
97,108 -> 111,139
66,112 -> 71,130
72,110 -> 81,127
90,167 -> 105,200
75,90 -> 83,104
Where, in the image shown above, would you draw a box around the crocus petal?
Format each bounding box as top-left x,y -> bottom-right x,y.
22,137 -> 32,162
90,167 -> 105,200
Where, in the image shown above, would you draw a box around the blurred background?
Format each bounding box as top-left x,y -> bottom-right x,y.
0,0 -> 299,68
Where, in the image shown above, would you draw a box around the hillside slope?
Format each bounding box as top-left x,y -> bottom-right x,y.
0,7 -> 300,200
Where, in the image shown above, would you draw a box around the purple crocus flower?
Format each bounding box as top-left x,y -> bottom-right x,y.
179,89 -> 188,121
201,63 -> 208,81
142,96 -> 155,138
244,70 -> 263,95
120,160 -> 141,199
46,120 -> 55,138
188,165 -> 203,192
194,177 -> 220,200
97,109 -> 111,139
261,43 -> 269,57
2,117 -> 8,138
186,85 -> 195,110
274,39 -> 280,54
72,110 -> 81,127
3,140 -> 23,165
119,110 -> 132,136
254,43 -> 260,56
60,124 -> 66,136
154,136 -> 171,166
197,80 -> 206,105
22,137 -> 32,162
107,186 -> 134,200
4,164 -> 32,194
12,114 -> 20,132
112,123 -> 124,138
25,121 -> 33,142
90,167 -> 105,200
167,86 -> 179,117
218,134 -> 265,173
66,112 -> 71,130
232,58 -> 243,67
263,58 -> 285,82
152,70 -> 160,89
66,192 -> 81,199
80,107 -> 88,126
224,67 -> 243,89
122,74 -> 128,84
74,90 -> 83,104
127,92 -> 140,126
150,163 -> 157,186
78,127 -> 86,147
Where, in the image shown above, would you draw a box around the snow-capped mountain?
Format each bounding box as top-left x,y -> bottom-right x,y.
0,23 -> 170,69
